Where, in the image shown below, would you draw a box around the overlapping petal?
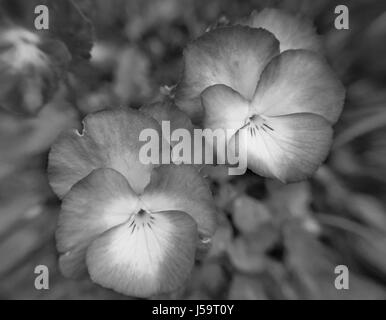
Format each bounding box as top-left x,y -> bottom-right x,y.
202,84 -> 249,133
238,8 -> 322,52
86,209 -> 197,297
48,108 -> 162,198
0,27 -> 70,115
140,98 -> 194,147
201,84 -> 249,164
55,165 -> 213,296
141,164 -> 217,238
175,26 -> 279,122
57,168 -> 140,277
200,50 -> 344,181
140,98 -> 208,168
49,107 -> 218,297
56,167 -> 198,296
252,50 -> 345,124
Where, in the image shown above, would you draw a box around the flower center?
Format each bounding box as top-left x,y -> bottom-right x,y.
128,208 -> 155,234
242,114 -> 274,136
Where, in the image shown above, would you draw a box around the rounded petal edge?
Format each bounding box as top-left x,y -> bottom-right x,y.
86,210 -> 198,298
48,108 -> 162,198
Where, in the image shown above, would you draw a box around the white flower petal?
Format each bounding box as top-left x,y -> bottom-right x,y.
202,84 -> 249,133
201,84 -> 249,164
86,210 -> 198,298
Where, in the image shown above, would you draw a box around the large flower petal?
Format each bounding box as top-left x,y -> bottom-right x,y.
140,98 -> 194,146
141,165 -> 217,238
140,99 -> 199,167
202,84 -> 249,133
230,113 -> 333,182
201,84 -> 249,164
48,108 -> 162,198
175,26 -> 279,122
252,50 -> 345,124
239,9 -> 322,52
56,168 -> 140,277
86,210 -> 197,298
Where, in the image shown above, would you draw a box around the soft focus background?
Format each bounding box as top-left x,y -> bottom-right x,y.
0,0 -> 386,299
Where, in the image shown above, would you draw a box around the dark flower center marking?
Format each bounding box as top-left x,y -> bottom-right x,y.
127,208 -> 155,234
137,208 -> 146,216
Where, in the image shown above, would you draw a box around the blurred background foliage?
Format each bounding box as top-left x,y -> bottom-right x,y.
0,0 -> 386,299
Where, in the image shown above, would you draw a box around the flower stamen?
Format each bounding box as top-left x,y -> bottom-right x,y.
245,114 -> 275,136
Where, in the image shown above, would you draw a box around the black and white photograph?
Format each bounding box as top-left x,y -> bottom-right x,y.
0,0 -> 385,305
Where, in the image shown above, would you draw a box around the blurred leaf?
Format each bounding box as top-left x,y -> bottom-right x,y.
0,168 -> 51,235
334,109 -> 386,149
191,262 -> 227,297
231,195 -> 271,234
284,220 -> 386,299
352,232 -> 386,279
348,194 -> 386,233
0,89 -> 78,164
207,212 -> 233,259
267,180 -> 312,219
200,165 -> 231,184
125,0 -> 188,40
227,237 -> 266,273
36,0 -> 94,63
319,215 -> 386,279
228,275 -> 268,300
0,27 -> 71,115
214,183 -> 239,210
0,207 -> 56,276
113,46 -> 152,105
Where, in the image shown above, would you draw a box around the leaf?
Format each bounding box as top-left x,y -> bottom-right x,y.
0,168 -> 51,236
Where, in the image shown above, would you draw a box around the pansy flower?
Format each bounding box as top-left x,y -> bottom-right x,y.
48,107 -> 216,297
175,9 -> 345,182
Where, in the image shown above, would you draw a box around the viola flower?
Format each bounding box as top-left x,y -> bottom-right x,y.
48,107 -> 216,297
0,26 -> 70,115
175,9 -> 345,182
